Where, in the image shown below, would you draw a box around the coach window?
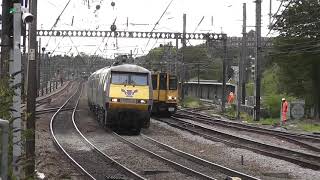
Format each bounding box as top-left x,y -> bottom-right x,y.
159,73 -> 167,90
130,73 -> 148,86
152,74 -> 158,89
169,75 -> 177,90
111,72 -> 129,84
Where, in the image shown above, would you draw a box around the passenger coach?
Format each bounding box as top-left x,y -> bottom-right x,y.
87,64 -> 153,133
151,72 -> 179,116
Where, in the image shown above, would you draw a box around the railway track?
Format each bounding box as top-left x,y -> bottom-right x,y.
177,108 -> 320,144
36,107 -> 74,115
21,81 -> 72,109
111,132 -> 260,180
154,117 -> 320,170
50,83 -> 144,180
174,111 -> 320,154
72,91 -> 259,179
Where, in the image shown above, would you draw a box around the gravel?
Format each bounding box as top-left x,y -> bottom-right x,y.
52,85 -> 134,180
144,119 -> 320,180
35,81 -> 85,179
123,135 -> 229,179
76,85 -> 198,180
36,83 -> 320,179
179,117 -> 319,155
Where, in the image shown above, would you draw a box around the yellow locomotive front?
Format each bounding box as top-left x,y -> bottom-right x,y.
152,72 -> 179,115
106,66 -> 152,132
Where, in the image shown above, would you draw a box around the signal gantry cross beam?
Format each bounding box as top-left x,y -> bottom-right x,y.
36,30 -> 227,41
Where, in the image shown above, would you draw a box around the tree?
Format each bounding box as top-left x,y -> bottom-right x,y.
141,44 -> 224,81
272,0 -> 320,120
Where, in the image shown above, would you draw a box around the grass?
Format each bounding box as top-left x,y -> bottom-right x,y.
181,96 -> 203,108
239,112 -> 320,133
238,111 -> 280,126
296,121 -> 320,132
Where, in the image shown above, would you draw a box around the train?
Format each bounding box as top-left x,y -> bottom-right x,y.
151,72 -> 179,116
87,64 -> 153,133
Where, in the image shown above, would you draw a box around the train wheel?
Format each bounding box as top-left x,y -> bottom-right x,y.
99,109 -> 105,125
97,109 -> 103,125
143,116 -> 150,128
103,110 -> 109,128
131,128 -> 141,135
97,109 -> 101,124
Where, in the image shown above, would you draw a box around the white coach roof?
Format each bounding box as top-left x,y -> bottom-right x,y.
110,64 -> 150,73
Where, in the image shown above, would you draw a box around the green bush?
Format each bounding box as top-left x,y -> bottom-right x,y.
263,94 -> 282,118
181,96 -> 202,108
246,82 -> 254,96
263,93 -> 296,118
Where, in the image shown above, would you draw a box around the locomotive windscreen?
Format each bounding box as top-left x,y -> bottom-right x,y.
130,74 -> 148,85
169,75 -> 177,90
111,72 -> 129,84
111,72 -> 148,85
159,73 -> 167,90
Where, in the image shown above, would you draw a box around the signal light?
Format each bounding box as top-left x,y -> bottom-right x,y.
251,64 -> 255,79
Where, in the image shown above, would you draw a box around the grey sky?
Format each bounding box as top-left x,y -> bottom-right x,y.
36,0 -> 281,58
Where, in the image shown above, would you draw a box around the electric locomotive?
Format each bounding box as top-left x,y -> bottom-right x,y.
87,64 -> 153,133
151,72 -> 178,115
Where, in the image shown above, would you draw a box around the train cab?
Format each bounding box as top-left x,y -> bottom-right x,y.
152,72 -> 179,115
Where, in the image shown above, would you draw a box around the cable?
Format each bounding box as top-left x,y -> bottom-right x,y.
193,16 -> 205,33
44,0 -> 73,49
265,0 -> 285,37
143,0 -> 174,52
263,0 -> 293,47
50,37 -> 66,55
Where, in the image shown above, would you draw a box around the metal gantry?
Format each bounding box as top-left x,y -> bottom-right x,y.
36,29 -> 227,41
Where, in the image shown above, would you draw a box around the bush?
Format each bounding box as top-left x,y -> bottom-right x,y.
181,96 -> 202,108
263,93 -> 296,118
263,94 -> 282,118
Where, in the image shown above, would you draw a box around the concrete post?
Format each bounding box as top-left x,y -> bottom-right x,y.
255,0 -> 262,121
0,119 -> 9,180
11,3 -> 22,178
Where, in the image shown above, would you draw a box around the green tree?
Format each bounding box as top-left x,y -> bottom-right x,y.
142,44 -> 223,81
272,0 -> 320,120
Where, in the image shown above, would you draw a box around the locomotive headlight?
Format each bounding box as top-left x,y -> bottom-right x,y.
111,98 -> 119,102
137,99 -> 147,104
168,96 -> 177,100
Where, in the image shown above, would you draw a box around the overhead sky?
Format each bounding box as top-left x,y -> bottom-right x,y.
35,0 -> 282,58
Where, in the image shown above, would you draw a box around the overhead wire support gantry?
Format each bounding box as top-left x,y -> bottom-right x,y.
36,29 -> 226,41
37,29 -> 229,111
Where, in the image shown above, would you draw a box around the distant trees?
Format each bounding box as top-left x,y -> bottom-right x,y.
271,0 -> 320,119
141,43 -> 225,81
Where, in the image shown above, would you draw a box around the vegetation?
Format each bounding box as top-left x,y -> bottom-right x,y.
0,78 -> 13,119
296,121 -> 320,132
141,43 -> 226,81
271,0 -> 320,120
0,77 -> 13,178
180,96 -> 203,108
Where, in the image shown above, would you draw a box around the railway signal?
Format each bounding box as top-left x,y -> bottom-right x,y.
251,64 -> 255,80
